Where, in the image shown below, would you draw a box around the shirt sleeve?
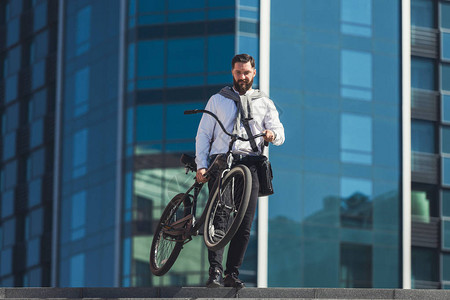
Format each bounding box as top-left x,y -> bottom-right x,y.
195,96 -> 216,170
263,98 -> 285,146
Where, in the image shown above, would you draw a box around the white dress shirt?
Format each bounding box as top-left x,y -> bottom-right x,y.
195,88 -> 285,170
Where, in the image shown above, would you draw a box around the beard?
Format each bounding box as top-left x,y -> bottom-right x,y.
233,77 -> 254,94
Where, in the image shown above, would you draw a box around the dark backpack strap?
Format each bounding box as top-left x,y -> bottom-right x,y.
236,100 -> 259,152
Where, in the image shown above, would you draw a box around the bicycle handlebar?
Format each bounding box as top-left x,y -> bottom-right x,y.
184,109 -> 265,142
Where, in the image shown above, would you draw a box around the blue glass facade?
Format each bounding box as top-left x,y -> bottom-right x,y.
124,0 -> 260,287
268,0 -> 401,288
57,0 -> 121,286
2,0 -> 450,289
0,0 -> 58,287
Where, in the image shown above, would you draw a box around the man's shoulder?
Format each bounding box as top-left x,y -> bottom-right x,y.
210,86 -> 237,101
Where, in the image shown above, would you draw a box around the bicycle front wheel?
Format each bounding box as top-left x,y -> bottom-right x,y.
149,193 -> 187,276
203,165 -> 252,251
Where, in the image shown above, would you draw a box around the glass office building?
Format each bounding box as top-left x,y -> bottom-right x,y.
0,0 -> 58,286
410,0 -> 450,289
268,0 -> 402,288
0,0 -> 449,289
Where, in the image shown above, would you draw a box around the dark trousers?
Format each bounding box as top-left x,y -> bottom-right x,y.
207,162 -> 260,276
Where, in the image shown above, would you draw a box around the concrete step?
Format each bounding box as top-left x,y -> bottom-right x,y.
0,287 -> 448,299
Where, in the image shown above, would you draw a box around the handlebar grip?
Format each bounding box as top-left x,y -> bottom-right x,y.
184,109 -> 199,115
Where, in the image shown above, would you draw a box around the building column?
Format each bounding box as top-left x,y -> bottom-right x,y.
51,0 -> 66,287
114,0 -> 127,287
402,0 -> 412,290
258,0 -> 271,288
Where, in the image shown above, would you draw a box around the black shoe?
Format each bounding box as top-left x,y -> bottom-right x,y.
206,268 -> 223,288
223,273 -> 245,289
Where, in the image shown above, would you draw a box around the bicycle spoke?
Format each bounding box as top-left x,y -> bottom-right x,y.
154,232 -> 177,268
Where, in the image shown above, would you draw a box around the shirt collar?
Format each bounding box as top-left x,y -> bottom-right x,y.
232,87 -> 254,96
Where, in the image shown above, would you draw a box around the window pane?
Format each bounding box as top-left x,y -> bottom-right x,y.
5,102 -> 19,133
165,102 -> 203,140
168,0 -> 205,10
443,126 -> 450,154
411,57 -> 435,90
341,0 -> 372,37
444,157 -> 450,186
1,190 -> 14,218
6,46 -> 21,75
74,67 -> 89,116
167,38 -> 204,75
443,253 -> 450,281
0,248 -> 13,276
4,160 -> 17,189
412,247 -> 438,281
340,177 -> 372,229
207,35 -> 234,72
442,2 -> 450,29
71,191 -> 86,240
5,74 -> 18,103
33,1 -> 47,31
443,32 -> 450,61
443,95 -> 450,123
411,120 -> 435,153
7,17 -> 20,47
411,188 -> 437,223
3,132 -> 16,161
26,238 -> 40,267
137,40 -> 164,78
32,60 -> 45,90
444,190 -> 450,217
138,0 -> 164,12
30,118 -> 43,148
76,6 -> 91,55
28,178 -> 42,208
29,149 -> 45,179
442,64 -> 450,91
127,43 -> 135,80
9,0 -> 23,19
30,89 -> 47,121
136,105 -> 163,142
444,220 -> 450,249
33,30 -> 48,62
411,0 -> 434,28
70,254 -> 85,286
73,129 -> 88,178
341,50 -> 372,101
340,243 -> 372,287
341,114 -> 372,164
168,11 -> 205,23
3,219 -> 16,247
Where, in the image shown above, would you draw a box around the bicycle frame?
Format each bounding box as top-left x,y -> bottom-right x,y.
160,109 -> 265,244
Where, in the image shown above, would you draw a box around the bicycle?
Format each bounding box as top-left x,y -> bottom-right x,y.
149,109 -> 266,276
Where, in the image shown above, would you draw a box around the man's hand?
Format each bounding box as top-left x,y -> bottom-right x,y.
196,168 -> 208,183
262,130 -> 276,143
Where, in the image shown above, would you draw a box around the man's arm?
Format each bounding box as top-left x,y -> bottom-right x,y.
263,98 -> 285,146
195,96 -> 216,176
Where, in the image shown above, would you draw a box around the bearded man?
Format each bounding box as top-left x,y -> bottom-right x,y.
195,53 -> 285,288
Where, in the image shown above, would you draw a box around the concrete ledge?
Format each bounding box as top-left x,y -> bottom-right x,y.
0,287 -> 448,299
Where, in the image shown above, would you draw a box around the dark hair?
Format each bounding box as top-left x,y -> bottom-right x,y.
231,53 -> 255,69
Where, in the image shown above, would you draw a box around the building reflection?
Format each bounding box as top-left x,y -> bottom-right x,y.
269,189 -> 399,288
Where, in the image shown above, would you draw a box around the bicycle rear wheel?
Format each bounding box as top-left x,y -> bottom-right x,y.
149,193 -> 188,276
203,165 -> 252,251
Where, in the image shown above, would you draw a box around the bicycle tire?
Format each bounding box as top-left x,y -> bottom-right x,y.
149,193 -> 187,276
203,165 -> 252,251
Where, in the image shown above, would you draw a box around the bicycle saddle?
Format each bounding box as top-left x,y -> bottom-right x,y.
181,154 -> 197,172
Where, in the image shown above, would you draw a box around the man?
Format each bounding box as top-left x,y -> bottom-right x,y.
195,54 -> 285,288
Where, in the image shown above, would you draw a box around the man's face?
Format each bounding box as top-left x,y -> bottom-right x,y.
232,62 -> 256,94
